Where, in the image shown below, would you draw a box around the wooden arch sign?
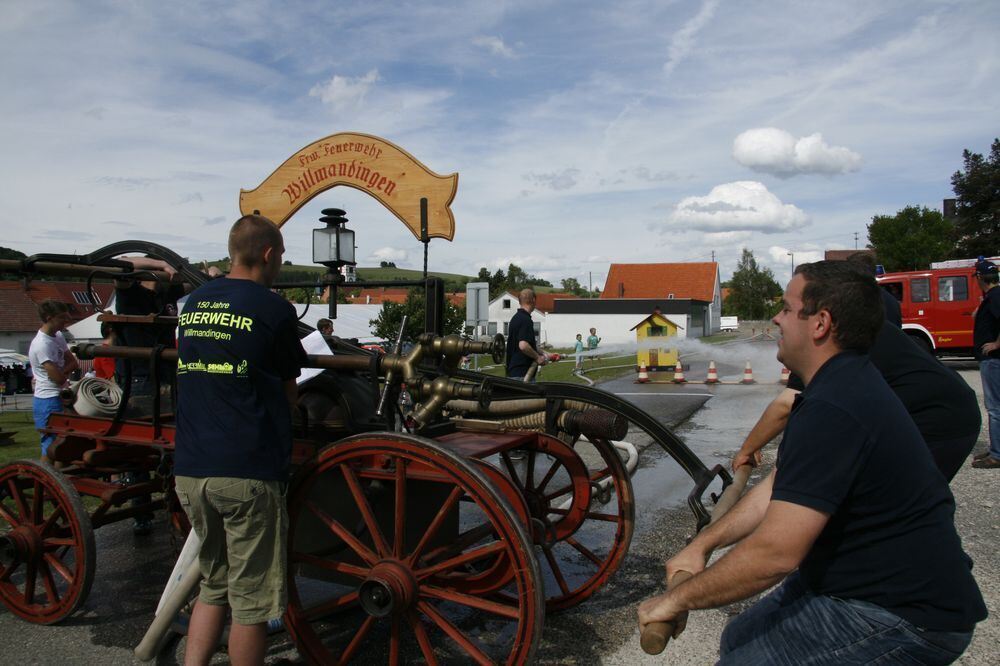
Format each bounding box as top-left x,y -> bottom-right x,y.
239,132 -> 458,241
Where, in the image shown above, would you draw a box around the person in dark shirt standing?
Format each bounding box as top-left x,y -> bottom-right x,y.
972,258 -> 1000,468
173,215 -> 307,665
505,288 -> 547,381
639,261 -> 986,664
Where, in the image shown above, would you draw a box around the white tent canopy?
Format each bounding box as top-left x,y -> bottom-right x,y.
66,301 -> 384,344
0,349 -> 29,365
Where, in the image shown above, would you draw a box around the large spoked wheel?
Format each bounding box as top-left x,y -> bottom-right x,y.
285,433 -> 545,665
0,460 -> 96,624
498,435 -> 635,611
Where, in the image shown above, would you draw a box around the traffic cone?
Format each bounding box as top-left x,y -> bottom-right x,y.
780,367 -> 790,384
672,360 -> 687,384
705,360 -> 720,384
637,363 -> 649,384
741,360 -> 755,384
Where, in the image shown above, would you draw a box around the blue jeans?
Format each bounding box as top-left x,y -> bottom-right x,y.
719,573 -> 972,665
980,358 -> 1000,461
33,395 -> 63,456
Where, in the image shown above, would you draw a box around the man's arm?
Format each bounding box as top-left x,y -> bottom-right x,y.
639,495 -> 828,629
665,470 -> 775,578
62,348 -> 79,375
41,361 -> 69,386
517,339 -> 547,364
732,388 -> 798,470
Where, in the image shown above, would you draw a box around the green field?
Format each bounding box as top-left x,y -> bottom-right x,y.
0,408 -> 41,465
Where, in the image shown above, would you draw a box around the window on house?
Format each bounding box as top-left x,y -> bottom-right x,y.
488,322 -> 498,336
667,293 -> 674,299
938,276 -> 968,302
503,322 -> 509,336
649,326 -> 665,337
911,278 -> 930,303
503,299 -> 511,309
72,291 -> 101,305
533,322 -> 541,338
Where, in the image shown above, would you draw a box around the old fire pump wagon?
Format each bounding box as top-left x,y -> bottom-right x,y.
0,134 -> 733,664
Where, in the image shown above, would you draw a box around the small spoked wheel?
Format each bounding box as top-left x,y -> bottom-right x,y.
498,434 -> 635,611
285,433 -> 544,665
0,460 -> 96,624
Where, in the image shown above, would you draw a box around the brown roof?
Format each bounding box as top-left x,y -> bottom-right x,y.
601,263 -> 718,302
344,287 -> 410,305
0,280 -> 114,333
534,292 -> 578,313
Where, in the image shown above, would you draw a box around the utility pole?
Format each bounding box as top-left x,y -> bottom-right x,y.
711,250 -> 716,263
589,271 -> 592,297
854,232 -> 859,250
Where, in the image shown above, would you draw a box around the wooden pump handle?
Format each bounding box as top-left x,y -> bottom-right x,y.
639,464 -> 753,655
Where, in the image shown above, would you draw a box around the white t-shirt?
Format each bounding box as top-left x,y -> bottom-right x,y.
28,330 -> 70,398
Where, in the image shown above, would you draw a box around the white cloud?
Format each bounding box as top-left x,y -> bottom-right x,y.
309,70 -> 379,112
490,255 -> 566,271
767,245 -> 823,266
704,231 -> 752,243
369,246 -> 409,264
663,0 -> 719,75
733,128 -> 862,177
666,181 -> 809,233
472,35 -> 515,58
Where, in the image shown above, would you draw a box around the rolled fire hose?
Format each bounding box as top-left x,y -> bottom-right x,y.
134,558 -> 202,661
69,377 -> 123,417
640,464 -> 753,655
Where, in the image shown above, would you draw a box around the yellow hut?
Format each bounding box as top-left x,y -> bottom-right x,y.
630,311 -> 681,371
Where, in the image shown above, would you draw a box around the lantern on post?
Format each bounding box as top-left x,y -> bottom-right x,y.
313,208 -> 356,317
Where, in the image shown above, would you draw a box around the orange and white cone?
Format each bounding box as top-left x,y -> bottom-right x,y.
705,360 -> 720,384
780,366 -> 790,384
637,363 -> 649,383
672,360 -> 687,384
741,360 -> 755,384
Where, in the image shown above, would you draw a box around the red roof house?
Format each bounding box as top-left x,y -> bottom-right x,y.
0,280 -> 115,353
602,263 -> 719,302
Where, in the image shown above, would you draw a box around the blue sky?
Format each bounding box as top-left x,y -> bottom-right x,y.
2,0 -> 997,289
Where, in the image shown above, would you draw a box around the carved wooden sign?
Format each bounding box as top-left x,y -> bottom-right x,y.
240,132 -> 458,241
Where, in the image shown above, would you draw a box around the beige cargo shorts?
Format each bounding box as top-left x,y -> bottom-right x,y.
174,476 -> 288,625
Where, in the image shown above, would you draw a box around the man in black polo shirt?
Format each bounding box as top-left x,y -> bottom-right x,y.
639,261 -> 986,663
173,215 -> 307,665
972,258 -> 1000,468
505,288 -> 547,380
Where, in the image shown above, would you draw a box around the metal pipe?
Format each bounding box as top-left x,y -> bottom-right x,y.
0,258 -> 180,282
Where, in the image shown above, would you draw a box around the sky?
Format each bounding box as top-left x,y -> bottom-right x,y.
2,0 -> 998,291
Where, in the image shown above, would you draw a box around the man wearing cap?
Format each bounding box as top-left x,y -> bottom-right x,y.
972,258 -> 1000,469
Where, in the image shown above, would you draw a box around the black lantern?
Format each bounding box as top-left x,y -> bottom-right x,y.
313,208 -> 356,268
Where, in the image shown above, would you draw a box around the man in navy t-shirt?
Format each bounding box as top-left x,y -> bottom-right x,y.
639,261 -> 986,664
505,288 -> 547,380
972,258 -> 1000,468
173,215 -> 307,665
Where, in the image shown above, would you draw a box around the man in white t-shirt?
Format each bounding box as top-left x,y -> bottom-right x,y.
28,300 -> 78,456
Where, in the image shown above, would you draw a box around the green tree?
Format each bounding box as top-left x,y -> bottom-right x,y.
369,289 -> 465,342
867,205 -> 955,271
379,260 -> 397,268
951,138 -> 1000,258
725,249 -> 782,320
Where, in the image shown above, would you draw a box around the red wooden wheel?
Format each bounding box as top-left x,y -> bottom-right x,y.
284,433 -> 544,665
499,435 -> 635,611
0,460 -> 96,624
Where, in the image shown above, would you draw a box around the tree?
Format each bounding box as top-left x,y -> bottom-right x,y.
369,289 -> 465,342
867,205 -> 955,271
0,246 -> 26,260
560,277 -> 586,297
951,138 -> 1000,257
379,260 -> 397,268
725,249 -> 782,320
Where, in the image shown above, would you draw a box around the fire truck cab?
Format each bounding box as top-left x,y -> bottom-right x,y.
877,260 -> 994,356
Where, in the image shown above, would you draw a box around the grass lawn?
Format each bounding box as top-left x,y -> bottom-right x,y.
470,351 -> 639,384
0,409 -> 41,465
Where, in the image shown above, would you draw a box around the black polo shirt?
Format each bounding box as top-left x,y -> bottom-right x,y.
774,352 -> 986,632
505,308 -> 536,377
973,285 -> 1000,361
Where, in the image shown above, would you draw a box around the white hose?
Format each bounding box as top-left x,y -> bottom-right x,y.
72,377 -> 123,417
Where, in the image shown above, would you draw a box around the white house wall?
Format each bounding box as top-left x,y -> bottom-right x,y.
543,313 -> 688,348
484,295 -> 545,342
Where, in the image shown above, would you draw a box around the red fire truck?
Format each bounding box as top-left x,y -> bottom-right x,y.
876,257 -> 999,356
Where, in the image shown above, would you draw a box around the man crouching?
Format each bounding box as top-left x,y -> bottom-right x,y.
638,260 -> 986,664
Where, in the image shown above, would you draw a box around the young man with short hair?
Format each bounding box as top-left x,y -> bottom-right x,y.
505,288 -> 547,381
173,214 -> 307,665
316,318 -> 333,336
28,300 -> 79,456
639,261 -> 986,663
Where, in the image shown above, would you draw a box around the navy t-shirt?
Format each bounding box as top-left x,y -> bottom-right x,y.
174,278 -> 307,481
505,308 -> 536,377
115,281 -> 187,379
973,286 -> 1000,361
773,352 -> 986,632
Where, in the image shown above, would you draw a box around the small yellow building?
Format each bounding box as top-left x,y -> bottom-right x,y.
631,311 -> 681,371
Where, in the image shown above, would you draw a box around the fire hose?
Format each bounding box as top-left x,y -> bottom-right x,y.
62,377 -> 123,417
639,464 -> 753,655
